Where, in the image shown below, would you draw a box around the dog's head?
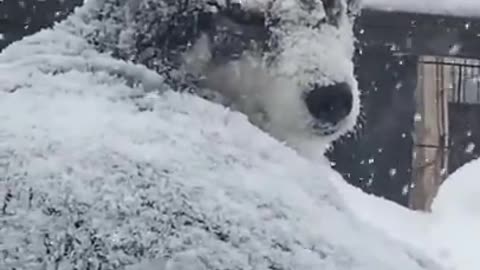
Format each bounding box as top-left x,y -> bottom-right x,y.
192,0 -> 361,154
89,0 -> 361,155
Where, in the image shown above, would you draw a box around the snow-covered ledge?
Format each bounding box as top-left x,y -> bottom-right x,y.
0,4 -> 442,270
362,0 -> 480,18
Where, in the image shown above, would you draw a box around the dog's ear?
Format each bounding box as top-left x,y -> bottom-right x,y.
321,0 -> 343,26
322,0 -> 361,25
346,0 -> 362,16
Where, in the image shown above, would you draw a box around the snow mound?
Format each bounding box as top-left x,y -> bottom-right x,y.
433,159 -> 480,217
0,4 -> 442,270
332,158 -> 480,270
430,159 -> 480,270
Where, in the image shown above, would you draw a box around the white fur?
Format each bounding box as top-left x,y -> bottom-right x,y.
182,7 -> 361,160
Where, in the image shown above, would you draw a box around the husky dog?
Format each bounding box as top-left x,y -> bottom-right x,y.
0,1 -> 446,270
88,0 -> 361,157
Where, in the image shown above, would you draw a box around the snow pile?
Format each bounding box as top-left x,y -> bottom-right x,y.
0,2 -> 443,270
362,0 -> 480,18
333,159 -> 480,270
430,159 -> 480,270
433,160 -> 480,217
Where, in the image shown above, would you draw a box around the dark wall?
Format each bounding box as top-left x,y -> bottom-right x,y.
0,0 -> 83,50
328,43 -> 417,206
357,9 -> 480,59
329,10 -> 480,206
448,103 -> 480,174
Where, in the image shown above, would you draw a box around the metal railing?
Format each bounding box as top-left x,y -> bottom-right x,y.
419,58 -> 480,104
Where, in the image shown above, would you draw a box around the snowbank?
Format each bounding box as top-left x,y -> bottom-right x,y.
333,158 -> 480,270
431,159 -> 480,270
362,0 -> 480,18
433,159 -> 480,217
0,3 -> 442,270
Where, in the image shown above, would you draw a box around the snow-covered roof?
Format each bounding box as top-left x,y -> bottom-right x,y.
362,0 -> 480,18
0,2 -> 444,269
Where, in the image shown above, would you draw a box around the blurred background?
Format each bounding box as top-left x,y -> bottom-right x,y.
328,8 -> 480,211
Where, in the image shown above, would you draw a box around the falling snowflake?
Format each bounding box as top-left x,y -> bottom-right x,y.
414,113 -> 422,122
448,43 -> 462,55
395,81 -> 403,90
465,142 -> 476,154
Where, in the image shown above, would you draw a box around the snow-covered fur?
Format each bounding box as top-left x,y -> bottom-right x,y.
81,0 -> 361,157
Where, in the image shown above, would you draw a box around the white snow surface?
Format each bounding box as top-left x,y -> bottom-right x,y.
362,0 -> 480,18
0,2 -> 443,270
333,158 -> 480,270
431,159 -> 480,270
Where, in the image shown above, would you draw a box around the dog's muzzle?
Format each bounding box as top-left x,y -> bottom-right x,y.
304,82 -> 353,135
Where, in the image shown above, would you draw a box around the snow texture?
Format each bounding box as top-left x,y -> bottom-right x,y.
363,0 -> 480,18
0,1 -> 442,270
333,158 -> 480,270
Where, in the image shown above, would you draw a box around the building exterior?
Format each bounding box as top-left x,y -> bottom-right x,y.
0,0 -> 83,50
330,8 -> 480,210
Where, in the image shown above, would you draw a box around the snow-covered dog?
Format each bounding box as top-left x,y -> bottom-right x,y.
87,0 -> 361,157
0,1 -> 445,269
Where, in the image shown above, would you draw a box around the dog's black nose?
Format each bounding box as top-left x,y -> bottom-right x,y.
304,82 -> 353,124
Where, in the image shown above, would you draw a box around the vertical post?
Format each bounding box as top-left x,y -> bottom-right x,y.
410,55 -> 450,211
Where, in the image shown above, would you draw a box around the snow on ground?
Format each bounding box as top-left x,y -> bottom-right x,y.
332,158 -> 480,270
362,0 -> 480,18
0,2 -> 444,270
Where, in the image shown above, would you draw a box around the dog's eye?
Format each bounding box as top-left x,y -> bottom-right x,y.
227,3 -> 266,26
